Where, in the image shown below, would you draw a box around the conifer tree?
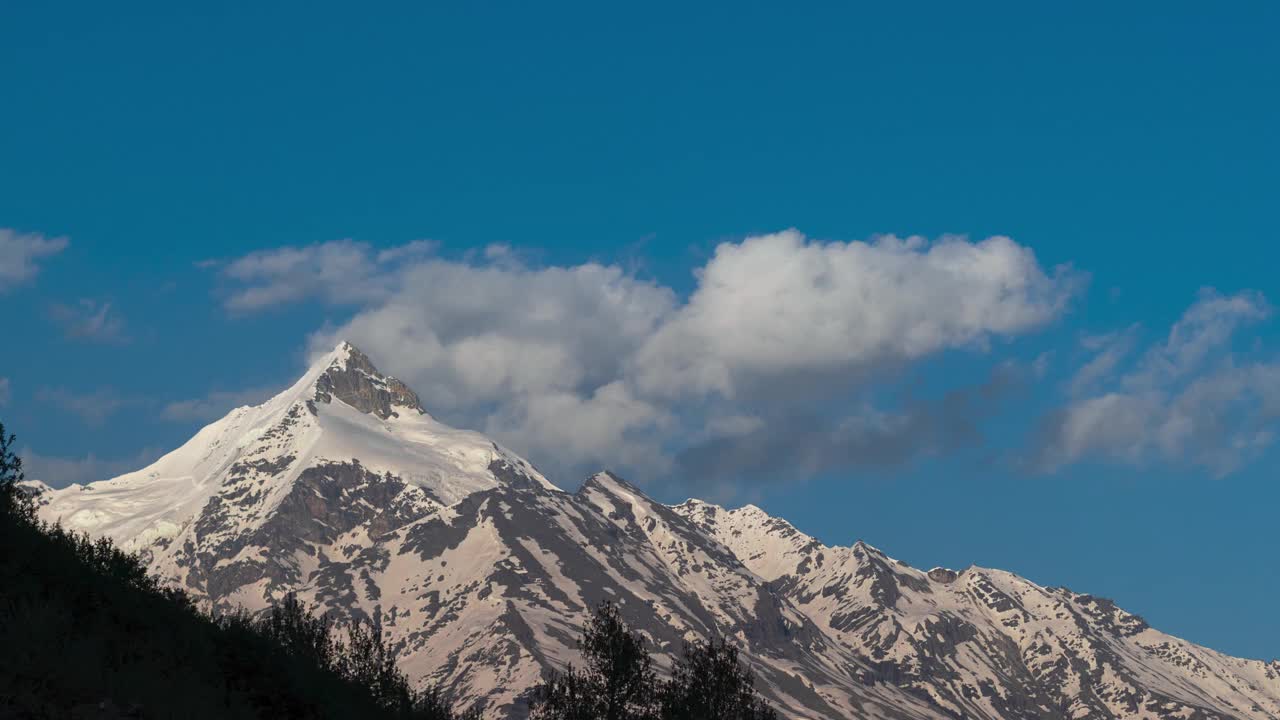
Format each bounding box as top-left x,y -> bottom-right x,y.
341,615 -> 416,713
659,637 -> 778,720
262,593 -> 340,674
531,601 -> 659,720
0,421 -> 33,521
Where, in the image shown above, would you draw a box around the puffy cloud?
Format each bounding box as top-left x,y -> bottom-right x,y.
634,231 -> 1078,399
49,299 -> 128,343
1035,290 -> 1280,476
219,230 -> 1075,486
483,382 -> 674,478
162,386 -> 281,423
306,259 -> 677,406
20,446 -> 164,489
305,258 -> 677,477
0,228 -> 68,291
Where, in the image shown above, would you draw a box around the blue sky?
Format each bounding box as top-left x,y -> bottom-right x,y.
2,2 -> 1278,659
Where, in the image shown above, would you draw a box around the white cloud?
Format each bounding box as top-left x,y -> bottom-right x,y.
305,259 -> 678,476
1068,327 -> 1137,397
49,299 -> 127,343
1036,290 -> 1280,476
633,231 -> 1079,398
220,230 -> 1076,485
162,386 -> 281,423
36,386 -> 133,426
219,238 -> 436,312
1125,289 -> 1270,390
375,239 -> 437,264
20,446 -> 164,489
483,382 -> 674,476
0,377 -> 10,406
0,228 -> 69,291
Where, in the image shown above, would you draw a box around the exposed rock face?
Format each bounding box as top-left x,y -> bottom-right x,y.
33,342 -> 1280,720
927,567 -> 958,584
312,344 -> 425,419
180,460 -> 439,611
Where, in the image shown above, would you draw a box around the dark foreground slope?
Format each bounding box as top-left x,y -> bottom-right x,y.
0,457 -> 470,720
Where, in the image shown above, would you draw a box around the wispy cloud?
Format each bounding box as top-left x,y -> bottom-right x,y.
1034,289 -> 1280,476
20,446 -> 164,489
215,238 -> 437,312
162,386 -> 280,423
0,228 -> 68,291
49,299 -> 128,343
0,377 -> 10,406
36,386 -> 134,426
1068,327 -> 1138,397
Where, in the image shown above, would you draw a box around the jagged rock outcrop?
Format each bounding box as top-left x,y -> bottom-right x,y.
311,344 -> 425,419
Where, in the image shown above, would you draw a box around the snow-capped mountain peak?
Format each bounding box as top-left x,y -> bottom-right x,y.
309,341 -> 427,420
30,344 -> 1280,719
35,340 -> 553,567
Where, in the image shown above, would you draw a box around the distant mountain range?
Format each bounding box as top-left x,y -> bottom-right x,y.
30,343 -> 1280,719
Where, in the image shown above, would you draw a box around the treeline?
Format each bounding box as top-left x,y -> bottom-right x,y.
0,422 -> 476,720
0,421 -> 781,719
530,602 -> 779,720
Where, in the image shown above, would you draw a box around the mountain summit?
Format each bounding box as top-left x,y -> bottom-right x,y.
37,341 -> 552,597
35,345 -> 1280,719
312,341 -> 427,419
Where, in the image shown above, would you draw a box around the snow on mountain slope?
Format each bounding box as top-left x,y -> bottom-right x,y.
31,342 -> 1280,719
674,500 -> 1280,720
360,471 -> 943,718
37,342 -> 550,601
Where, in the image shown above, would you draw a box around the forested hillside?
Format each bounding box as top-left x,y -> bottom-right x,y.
0,422 -> 474,720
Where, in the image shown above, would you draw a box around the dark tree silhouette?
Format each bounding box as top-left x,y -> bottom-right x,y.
531,602 -> 782,720
531,601 -> 659,720
264,594 -> 337,665
0,418 -> 477,720
659,638 -> 779,720
340,614 -> 418,714
0,421 -> 33,521
418,685 -> 484,720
